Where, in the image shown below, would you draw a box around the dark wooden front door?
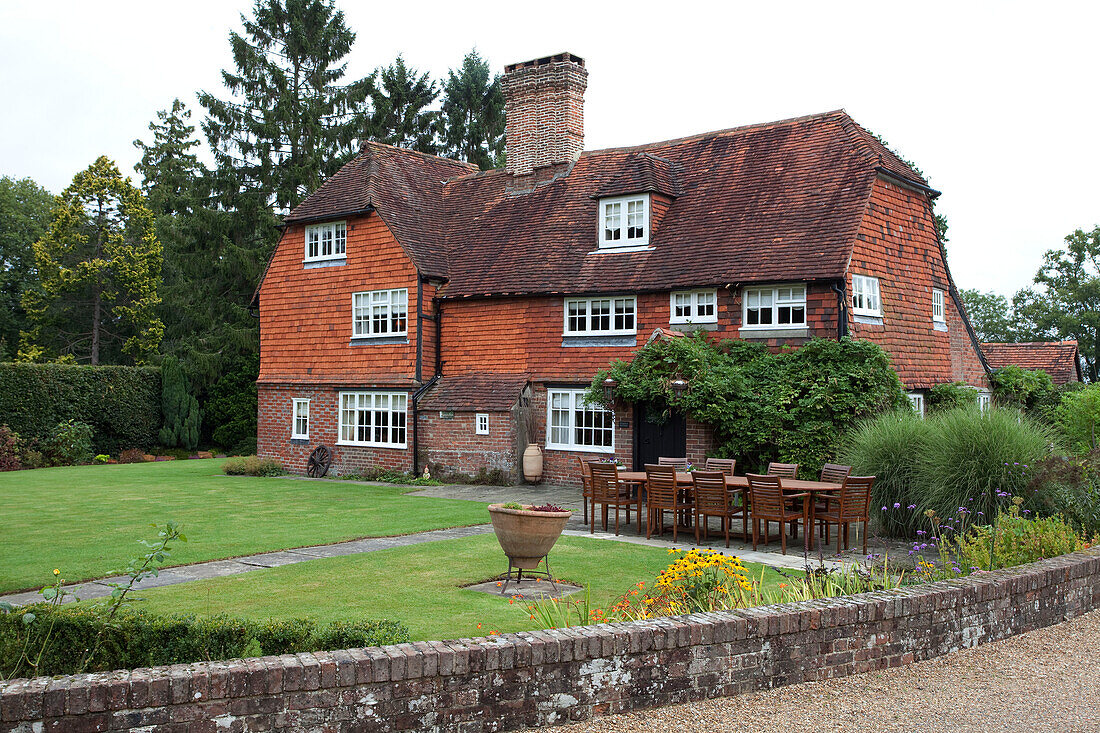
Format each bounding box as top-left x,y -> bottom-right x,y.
633,402 -> 687,469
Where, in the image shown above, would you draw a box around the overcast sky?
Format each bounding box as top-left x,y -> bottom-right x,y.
2,1 -> 1097,296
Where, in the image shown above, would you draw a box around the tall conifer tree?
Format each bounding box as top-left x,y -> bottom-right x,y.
368,56 -> 440,153
441,49 -> 505,170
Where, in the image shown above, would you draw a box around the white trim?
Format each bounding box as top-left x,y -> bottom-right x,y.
337,391 -> 408,448
545,388 -> 615,453
563,296 -> 637,336
598,194 -> 650,249
932,288 -> 946,323
475,413 -> 489,435
977,390 -> 992,414
852,274 -> 882,317
352,289 -> 408,338
670,289 -> 718,325
304,221 -> 347,262
907,392 -> 925,418
291,398 -> 310,439
740,284 -> 807,331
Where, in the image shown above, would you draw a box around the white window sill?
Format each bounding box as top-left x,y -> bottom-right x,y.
336,441 -> 408,450
545,444 -> 615,454
351,334 -> 409,340
563,330 -> 636,338
291,435 -> 309,441
592,244 -> 653,254
852,309 -> 882,318
739,325 -> 808,332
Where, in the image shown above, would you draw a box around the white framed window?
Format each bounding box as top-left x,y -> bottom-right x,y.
598,194 -> 650,249
742,284 -> 806,329
304,221 -> 347,262
563,296 -> 636,335
546,388 -> 614,452
475,413 -> 489,435
292,398 -> 310,439
977,391 -> 992,414
852,275 -> 882,316
907,392 -> 925,418
338,392 -> 408,448
352,289 -> 408,338
670,290 -> 718,325
932,288 -> 945,322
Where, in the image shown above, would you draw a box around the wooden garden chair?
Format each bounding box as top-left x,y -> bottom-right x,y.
747,473 -> 809,555
704,457 -> 736,476
816,475 -> 875,554
644,464 -> 694,541
588,462 -> 641,536
816,463 -> 852,540
766,461 -> 799,478
692,470 -> 746,547
658,457 -> 689,470
575,455 -> 593,526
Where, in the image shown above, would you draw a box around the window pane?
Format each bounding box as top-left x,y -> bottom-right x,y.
614,298 -> 634,331
746,308 -> 759,326
567,301 -> 586,332
626,199 -> 645,239
334,222 -> 346,255
591,300 -> 611,331
697,291 -> 715,316
604,202 -> 621,241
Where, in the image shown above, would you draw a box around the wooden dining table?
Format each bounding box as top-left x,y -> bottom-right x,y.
616,471 -> 842,551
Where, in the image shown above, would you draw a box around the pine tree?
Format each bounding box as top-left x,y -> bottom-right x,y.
441,49 -> 505,170
0,176 -> 54,360
159,355 -> 201,450
198,0 -> 373,213
368,56 -> 440,153
21,157 -> 163,365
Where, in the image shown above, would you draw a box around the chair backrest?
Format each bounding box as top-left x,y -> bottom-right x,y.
692,471 -> 729,512
658,457 -> 689,470
767,462 -> 799,479
588,462 -> 620,501
836,475 -> 875,519
819,463 -> 852,485
645,464 -> 680,508
747,473 -> 785,514
705,457 -> 736,476
576,455 -> 592,479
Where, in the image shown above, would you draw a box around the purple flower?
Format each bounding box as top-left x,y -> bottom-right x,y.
893,502 -> 901,509
1023,509 -> 1031,515
908,504 -> 917,509
977,511 -> 984,516
881,506 -> 888,511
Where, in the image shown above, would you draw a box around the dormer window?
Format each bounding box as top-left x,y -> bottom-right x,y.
598,194 -> 649,249
305,221 -> 346,262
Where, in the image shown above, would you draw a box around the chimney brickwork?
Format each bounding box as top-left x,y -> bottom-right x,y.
502,53 -> 588,176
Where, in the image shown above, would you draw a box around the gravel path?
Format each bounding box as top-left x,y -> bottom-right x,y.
558,608 -> 1100,733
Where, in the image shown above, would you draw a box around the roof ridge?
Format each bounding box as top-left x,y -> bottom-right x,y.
983,341 -> 1079,347
580,109 -> 847,156
360,140 -> 479,172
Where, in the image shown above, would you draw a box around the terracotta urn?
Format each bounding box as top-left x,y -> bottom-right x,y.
521,443 -> 544,483
487,504 -> 572,569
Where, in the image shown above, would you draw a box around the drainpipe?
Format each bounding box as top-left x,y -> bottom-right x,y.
411,374 -> 440,477
830,280 -> 849,340
410,292 -> 444,477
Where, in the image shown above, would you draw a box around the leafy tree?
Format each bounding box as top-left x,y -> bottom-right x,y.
0,176 -> 54,360
198,0 -> 373,213
1013,226 -> 1100,382
159,355 -> 200,450
960,288 -> 1016,343
21,157 -> 162,365
990,364 -> 1058,416
441,49 -> 505,170
1057,384 -> 1100,454
204,353 -> 260,454
368,56 -> 439,152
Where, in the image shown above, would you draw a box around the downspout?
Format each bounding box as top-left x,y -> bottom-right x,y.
411,374 -> 439,477
410,286 -> 444,477
830,280 -> 848,340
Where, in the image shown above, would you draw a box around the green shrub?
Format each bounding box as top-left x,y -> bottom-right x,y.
842,410 -> 934,536
927,382 -> 977,413
0,425 -> 20,471
205,354 -> 258,454
158,355 -> 200,450
955,504 -> 1088,571
40,419 -> 94,466
0,363 -> 161,454
1057,384 -> 1100,455
1027,451 -> 1100,535
223,455 -> 285,477
990,365 -> 1060,417
0,605 -> 409,677
423,463 -> 508,486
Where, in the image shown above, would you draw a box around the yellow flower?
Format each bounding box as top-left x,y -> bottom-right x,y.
53,568 -> 60,576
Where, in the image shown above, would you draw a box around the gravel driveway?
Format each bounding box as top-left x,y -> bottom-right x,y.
558,608 -> 1100,733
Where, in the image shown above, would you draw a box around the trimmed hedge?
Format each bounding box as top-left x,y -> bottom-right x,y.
0,363 -> 161,454
0,604 -> 410,677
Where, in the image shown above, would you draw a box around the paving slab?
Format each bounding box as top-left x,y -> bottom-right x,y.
466,578 -> 584,600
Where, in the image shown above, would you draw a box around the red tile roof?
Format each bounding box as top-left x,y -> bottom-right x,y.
980,341 -> 1082,385
418,372 -> 530,411
283,110 -> 929,298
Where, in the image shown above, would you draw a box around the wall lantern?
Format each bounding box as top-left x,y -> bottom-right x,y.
669,378 -> 689,397
601,377 -> 619,403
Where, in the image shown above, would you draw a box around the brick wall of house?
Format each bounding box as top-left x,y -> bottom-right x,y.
6,549 -> 1097,732
418,410 -> 518,481
685,417 -> 717,467
528,384 -> 633,487
257,212 -> 421,387
849,177 -> 989,390
258,385 -> 414,476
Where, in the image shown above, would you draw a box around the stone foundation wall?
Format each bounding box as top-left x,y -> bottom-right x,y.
3,548 -> 1098,732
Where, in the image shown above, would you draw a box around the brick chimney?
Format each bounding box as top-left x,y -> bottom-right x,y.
502,52 -> 588,176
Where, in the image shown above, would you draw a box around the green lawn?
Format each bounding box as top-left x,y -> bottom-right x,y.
122,534 -> 788,640
0,459 -> 490,593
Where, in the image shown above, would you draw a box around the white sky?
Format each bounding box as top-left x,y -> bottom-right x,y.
2,1 -> 1097,297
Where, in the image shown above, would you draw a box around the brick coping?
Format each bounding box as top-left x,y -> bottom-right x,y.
2,547 -> 1098,731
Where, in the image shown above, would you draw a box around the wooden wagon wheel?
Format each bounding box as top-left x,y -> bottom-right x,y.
306,444 -> 333,478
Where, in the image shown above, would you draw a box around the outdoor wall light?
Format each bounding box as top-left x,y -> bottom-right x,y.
669,378 -> 689,396
601,377 -> 618,402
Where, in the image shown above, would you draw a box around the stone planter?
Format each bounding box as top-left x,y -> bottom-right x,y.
487,504 -> 572,569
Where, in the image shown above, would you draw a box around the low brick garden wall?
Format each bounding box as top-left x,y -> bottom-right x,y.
3,547 -> 1099,732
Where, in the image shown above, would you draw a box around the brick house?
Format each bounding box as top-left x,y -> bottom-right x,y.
253,52 -> 991,484
980,341 -> 1083,385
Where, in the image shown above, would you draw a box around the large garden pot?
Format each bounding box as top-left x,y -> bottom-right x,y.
521,443 -> 544,483
487,504 -> 572,569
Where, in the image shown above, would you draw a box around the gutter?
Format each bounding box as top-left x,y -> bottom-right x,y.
874,167 -> 942,199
